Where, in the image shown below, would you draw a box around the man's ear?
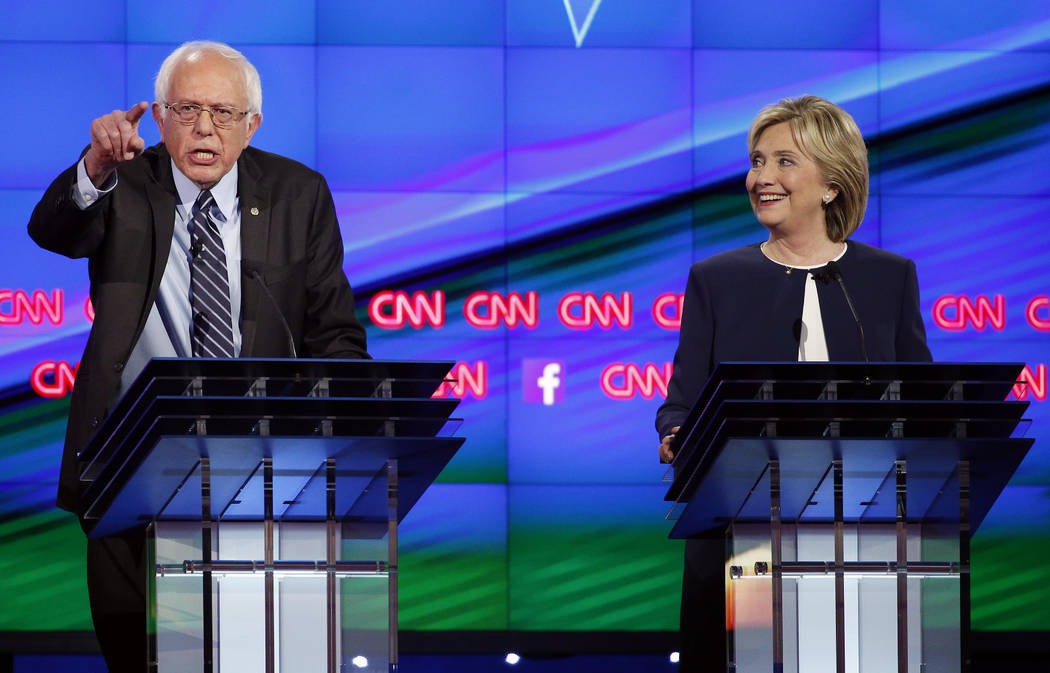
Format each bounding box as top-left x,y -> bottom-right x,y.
244,112 -> 262,146
151,102 -> 165,141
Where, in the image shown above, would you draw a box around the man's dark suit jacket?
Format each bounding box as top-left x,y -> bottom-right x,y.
657,240 -> 933,437
29,143 -> 370,515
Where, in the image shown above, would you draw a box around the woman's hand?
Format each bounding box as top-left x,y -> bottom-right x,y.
659,426 -> 680,463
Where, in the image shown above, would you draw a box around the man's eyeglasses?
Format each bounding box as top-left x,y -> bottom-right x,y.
163,102 -> 250,129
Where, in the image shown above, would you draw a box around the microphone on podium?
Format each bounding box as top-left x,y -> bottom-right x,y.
823,260 -> 869,364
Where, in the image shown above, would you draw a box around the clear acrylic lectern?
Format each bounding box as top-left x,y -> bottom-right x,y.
78,358 -> 464,673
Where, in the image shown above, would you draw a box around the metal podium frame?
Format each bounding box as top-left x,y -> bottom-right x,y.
665,362 -> 1034,673
77,358 -> 464,673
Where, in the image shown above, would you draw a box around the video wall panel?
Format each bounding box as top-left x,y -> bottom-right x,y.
879,0 -> 1050,51
318,0 -> 505,47
0,0 -> 1047,637
507,0 -> 692,48
691,48 -> 880,186
0,1 -> 125,42
398,483 -> 509,630
507,484 -> 683,630
693,0 -> 879,50
126,0 -> 317,44
507,48 -> 693,195
0,43 -> 127,190
318,46 -> 505,193
335,190 -> 507,285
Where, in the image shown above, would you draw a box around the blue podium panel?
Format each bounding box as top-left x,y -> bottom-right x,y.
94,435 -> 463,538
77,359 -> 464,538
671,437 -> 1032,538
665,362 -> 1034,539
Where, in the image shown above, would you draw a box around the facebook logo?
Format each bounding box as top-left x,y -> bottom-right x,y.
522,359 -> 565,406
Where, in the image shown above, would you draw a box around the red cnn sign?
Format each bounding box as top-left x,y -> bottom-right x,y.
464,292 -> 538,329
1027,296 -> 1050,331
557,292 -> 632,329
1011,364 -> 1047,402
932,294 -> 1005,331
432,361 -> 487,399
0,289 -> 63,325
31,360 -> 78,397
368,290 -> 445,328
652,293 -> 684,330
600,362 -> 673,400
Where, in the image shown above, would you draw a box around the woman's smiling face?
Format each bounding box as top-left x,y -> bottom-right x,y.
746,121 -> 836,236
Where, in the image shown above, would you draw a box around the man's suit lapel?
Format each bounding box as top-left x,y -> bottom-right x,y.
237,149 -> 272,357
142,147 -> 178,344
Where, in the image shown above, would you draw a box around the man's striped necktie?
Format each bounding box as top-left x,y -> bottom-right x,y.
190,189 -> 235,358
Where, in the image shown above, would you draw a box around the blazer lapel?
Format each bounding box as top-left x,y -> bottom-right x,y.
141,147 -> 178,342
237,149 -> 271,357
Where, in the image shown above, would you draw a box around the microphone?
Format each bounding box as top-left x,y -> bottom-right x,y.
190,236 -> 203,259
248,269 -> 298,358
824,260 -> 869,364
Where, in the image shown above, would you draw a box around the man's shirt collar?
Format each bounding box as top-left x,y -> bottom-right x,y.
171,160 -> 239,221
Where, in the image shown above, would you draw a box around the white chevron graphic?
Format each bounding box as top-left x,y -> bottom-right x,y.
562,0 -> 604,48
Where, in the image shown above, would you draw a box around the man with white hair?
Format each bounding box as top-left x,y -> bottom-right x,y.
29,41 -> 369,671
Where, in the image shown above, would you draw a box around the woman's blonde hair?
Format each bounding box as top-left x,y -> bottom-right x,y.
748,95 -> 869,242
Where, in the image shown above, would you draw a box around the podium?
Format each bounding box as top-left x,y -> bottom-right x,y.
665,362 -> 1034,673
78,358 -> 464,673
